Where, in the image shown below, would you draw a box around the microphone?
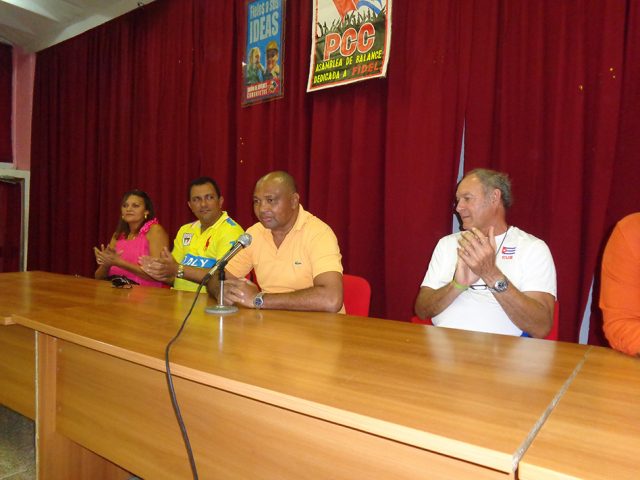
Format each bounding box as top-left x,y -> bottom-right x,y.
202,233 -> 252,283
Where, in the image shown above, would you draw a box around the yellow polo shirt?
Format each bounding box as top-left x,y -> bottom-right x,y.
171,211 -> 244,291
226,205 -> 343,309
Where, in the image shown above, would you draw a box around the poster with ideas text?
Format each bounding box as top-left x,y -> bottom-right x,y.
242,0 -> 286,106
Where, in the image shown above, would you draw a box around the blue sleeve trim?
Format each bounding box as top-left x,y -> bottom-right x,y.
182,254 -> 217,269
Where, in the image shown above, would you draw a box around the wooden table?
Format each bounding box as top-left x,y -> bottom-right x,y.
519,346 -> 640,480
1,270 -> 95,419
0,272 -> 175,420
1,272 -> 628,479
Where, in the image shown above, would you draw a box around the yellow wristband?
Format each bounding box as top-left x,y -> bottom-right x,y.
451,279 -> 468,291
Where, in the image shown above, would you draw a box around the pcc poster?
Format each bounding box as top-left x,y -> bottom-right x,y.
307,0 -> 392,92
242,0 -> 286,106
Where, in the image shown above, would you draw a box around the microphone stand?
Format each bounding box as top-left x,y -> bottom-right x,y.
205,263 -> 238,315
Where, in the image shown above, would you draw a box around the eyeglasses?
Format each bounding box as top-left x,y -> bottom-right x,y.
267,50 -> 278,58
111,276 -> 133,289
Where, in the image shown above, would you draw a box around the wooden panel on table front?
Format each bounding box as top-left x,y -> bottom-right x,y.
0,324 -> 35,418
519,347 -> 640,480
37,333 -> 131,480
56,340 -> 508,479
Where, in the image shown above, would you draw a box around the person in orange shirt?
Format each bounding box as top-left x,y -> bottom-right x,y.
207,171 -> 344,313
600,212 -> 640,357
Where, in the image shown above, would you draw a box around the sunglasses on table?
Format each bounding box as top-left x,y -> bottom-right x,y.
110,276 -> 134,289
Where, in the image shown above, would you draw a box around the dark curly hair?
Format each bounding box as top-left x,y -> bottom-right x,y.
113,189 -> 157,239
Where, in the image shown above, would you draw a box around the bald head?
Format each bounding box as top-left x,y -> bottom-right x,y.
253,170 -> 300,234
256,170 -> 298,194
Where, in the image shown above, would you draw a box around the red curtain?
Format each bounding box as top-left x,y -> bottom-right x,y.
0,44 -> 11,163
464,0 -> 628,342
587,0 -> 640,345
0,45 -> 20,273
30,0 -> 640,342
0,181 -> 21,272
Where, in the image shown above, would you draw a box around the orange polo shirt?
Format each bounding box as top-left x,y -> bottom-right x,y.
600,212 -> 640,356
226,205 -> 344,311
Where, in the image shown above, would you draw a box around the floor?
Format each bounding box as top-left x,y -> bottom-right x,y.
0,405 -> 143,479
0,405 -> 35,480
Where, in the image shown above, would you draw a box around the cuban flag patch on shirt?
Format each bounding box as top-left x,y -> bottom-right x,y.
501,246 -> 516,259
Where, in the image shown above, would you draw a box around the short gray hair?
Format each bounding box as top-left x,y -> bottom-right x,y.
465,168 -> 513,209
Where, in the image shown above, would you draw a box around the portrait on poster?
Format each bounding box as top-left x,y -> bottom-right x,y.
242,0 -> 286,106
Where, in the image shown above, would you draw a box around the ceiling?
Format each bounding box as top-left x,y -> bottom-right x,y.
0,0 -> 156,53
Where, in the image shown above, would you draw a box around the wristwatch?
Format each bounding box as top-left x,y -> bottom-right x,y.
489,278 -> 509,293
253,292 -> 265,309
176,264 -> 185,279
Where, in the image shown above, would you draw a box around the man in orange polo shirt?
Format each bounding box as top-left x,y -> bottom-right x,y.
600,212 -> 640,357
207,171 -> 344,313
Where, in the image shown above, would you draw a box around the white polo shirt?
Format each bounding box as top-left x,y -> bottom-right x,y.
421,227 -> 557,336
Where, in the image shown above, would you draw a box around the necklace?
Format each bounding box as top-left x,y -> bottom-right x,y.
494,226 -> 510,258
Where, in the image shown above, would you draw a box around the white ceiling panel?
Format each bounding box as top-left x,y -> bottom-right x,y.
0,0 -> 156,52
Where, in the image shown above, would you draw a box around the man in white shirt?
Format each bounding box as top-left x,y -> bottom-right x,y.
414,168 -> 556,338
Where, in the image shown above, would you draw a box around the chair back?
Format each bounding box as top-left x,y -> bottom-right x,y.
343,274 -> 371,316
545,301 -> 560,340
410,315 -> 432,325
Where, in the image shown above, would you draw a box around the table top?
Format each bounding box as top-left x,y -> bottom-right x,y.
7,272 -> 590,474
519,346 -> 640,480
0,271 -> 176,324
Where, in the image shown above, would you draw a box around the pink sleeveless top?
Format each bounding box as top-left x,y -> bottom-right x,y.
108,219 -> 164,287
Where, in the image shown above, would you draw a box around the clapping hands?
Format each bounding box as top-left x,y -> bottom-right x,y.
140,247 -> 177,282
454,226 -> 497,285
94,244 -> 122,267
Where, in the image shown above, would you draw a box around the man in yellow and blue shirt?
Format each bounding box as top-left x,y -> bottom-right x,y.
142,177 -> 243,292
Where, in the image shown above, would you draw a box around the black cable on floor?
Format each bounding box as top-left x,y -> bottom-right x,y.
164,281 -> 207,480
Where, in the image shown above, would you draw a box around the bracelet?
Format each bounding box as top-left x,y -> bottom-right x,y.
176,264 -> 185,279
451,279 -> 468,291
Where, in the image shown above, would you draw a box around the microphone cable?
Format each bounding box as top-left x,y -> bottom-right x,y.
163,234 -> 250,478
164,279 -> 210,480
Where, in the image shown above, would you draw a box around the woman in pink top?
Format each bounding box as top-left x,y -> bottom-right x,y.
94,189 -> 170,287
